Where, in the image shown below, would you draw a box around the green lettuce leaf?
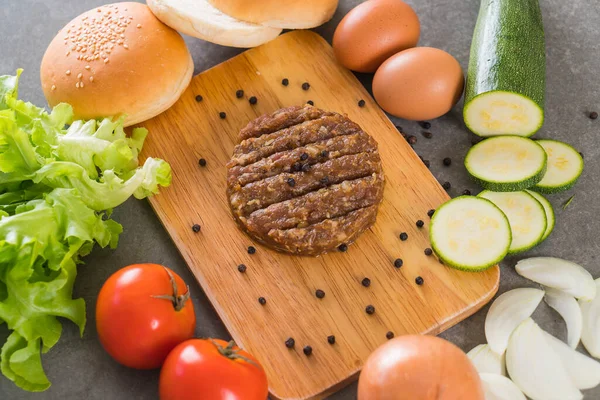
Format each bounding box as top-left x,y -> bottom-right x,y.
0,70 -> 170,391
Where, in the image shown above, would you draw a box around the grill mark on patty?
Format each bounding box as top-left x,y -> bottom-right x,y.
266,206 -> 378,255
245,174 -> 384,234
239,105 -> 333,140
229,152 -> 382,217
228,132 -> 378,187
229,115 -> 360,167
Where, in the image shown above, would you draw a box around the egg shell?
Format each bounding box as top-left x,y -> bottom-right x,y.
373,47 -> 465,121
333,0 -> 420,73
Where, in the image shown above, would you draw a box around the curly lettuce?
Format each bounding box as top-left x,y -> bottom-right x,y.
0,71 -> 171,391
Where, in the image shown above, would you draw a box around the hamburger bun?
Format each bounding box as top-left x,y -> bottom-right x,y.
207,0 -> 339,29
147,0 -> 282,48
40,2 -> 193,127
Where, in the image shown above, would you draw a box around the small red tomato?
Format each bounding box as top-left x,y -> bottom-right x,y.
159,339 -> 269,400
96,263 -> 195,369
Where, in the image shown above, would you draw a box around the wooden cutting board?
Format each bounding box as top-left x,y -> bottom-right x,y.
140,30 -> 499,399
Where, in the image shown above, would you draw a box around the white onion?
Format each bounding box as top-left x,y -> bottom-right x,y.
467,344 -> 505,376
515,257 -> 596,301
506,318 -> 582,400
485,288 -> 544,354
543,330 -> 600,390
580,278 -> 600,358
479,373 -> 526,400
544,288 -> 582,348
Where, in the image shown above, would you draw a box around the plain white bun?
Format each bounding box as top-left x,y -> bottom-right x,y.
207,0 -> 339,29
147,0 -> 282,48
41,2 -> 193,127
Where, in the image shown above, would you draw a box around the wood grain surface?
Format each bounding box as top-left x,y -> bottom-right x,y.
140,30 -> 499,400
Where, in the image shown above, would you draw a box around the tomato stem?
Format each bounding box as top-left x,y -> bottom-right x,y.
210,339 -> 259,368
151,267 -> 191,311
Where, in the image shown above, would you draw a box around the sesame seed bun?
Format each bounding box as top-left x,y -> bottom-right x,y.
146,0 -> 282,48
207,0 -> 339,29
40,2 -> 193,127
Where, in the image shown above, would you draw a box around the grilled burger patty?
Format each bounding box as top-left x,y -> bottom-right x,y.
226,105 -> 385,256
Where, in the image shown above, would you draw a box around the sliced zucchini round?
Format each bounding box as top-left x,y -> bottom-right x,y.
525,189 -> 555,242
430,196 -> 511,271
465,136 -> 547,192
478,190 -> 547,255
464,91 -> 544,138
533,139 -> 584,193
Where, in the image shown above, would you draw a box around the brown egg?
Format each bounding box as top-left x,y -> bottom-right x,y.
373,47 -> 465,121
333,0 -> 420,73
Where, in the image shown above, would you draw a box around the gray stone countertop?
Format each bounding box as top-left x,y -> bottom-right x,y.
1,0 -> 599,398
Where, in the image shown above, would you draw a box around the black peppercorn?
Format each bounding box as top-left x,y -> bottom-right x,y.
285,338 -> 295,348
306,100 -> 314,106
365,305 -> 375,315
443,157 -> 452,166
236,89 -> 244,98
300,152 -> 309,161
249,96 -> 257,105
590,111 -> 598,120
192,224 -> 201,233
424,248 -> 433,256
282,78 -> 289,86
320,176 -> 330,185
386,331 -> 394,340
258,297 -> 267,305
301,163 -> 311,172
219,111 -> 226,119
248,246 -> 256,254
292,162 -> 303,172
427,209 -> 435,218
421,131 -> 433,139
315,289 -> 325,299
442,181 -> 451,191
358,99 -> 366,107
195,95 -> 203,102
462,189 -> 472,196
338,243 -> 348,252
418,121 -> 431,129
394,258 -> 403,268
399,232 -> 408,241
237,264 -> 247,273
287,177 -> 296,187
407,135 -> 417,145
415,276 -> 424,285
416,220 -> 424,228
327,335 -> 336,344
302,82 -> 310,90
198,158 -> 207,167
303,346 -> 312,356
361,277 -> 371,287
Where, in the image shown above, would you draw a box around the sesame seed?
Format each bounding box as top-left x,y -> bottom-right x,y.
80,82 -> 84,88
137,24 -> 142,28
77,73 -> 83,79
89,76 -> 94,82
75,82 -> 80,88
66,70 -> 71,75
51,85 -> 56,91
104,58 -> 109,63
123,44 -> 129,49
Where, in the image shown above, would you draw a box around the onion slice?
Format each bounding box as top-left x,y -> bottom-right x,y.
516,257 -> 596,301
544,288 -> 583,348
506,318 -> 582,400
580,278 -> 600,358
467,344 -> 506,376
485,288 -> 544,354
542,330 -> 600,390
479,373 -> 526,400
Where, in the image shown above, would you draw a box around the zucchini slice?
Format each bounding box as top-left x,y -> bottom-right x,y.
465,136 -> 547,192
525,189 -> 555,242
464,0 -> 545,137
478,190 -> 547,254
533,139 -> 584,193
430,196 -> 511,271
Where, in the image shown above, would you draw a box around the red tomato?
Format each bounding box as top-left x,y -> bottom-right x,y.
96,263 -> 196,369
159,339 -> 269,400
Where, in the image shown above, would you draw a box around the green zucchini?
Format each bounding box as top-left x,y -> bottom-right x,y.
464,0 -> 546,137
430,196 -> 511,271
465,136 -> 547,192
533,139 -> 584,193
478,190 -> 547,255
525,189 -> 555,242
